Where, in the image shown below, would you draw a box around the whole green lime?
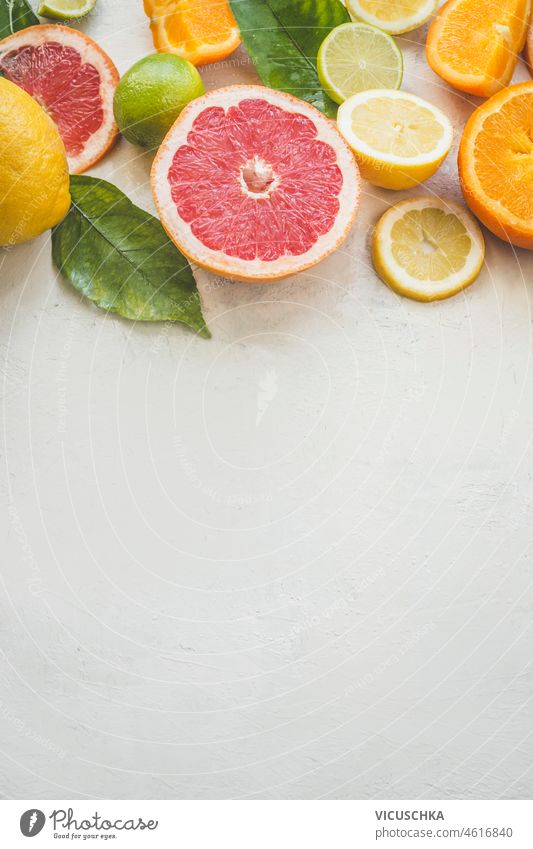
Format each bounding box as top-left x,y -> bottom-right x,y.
114,54 -> 205,149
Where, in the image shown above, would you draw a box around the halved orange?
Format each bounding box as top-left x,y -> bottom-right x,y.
458,81 -> 533,249
426,0 -> 531,98
526,18 -> 533,70
144,0 -> 240,66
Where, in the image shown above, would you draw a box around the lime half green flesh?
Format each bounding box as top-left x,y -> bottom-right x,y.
38,0 -> 96,19
318,23 -> 402,105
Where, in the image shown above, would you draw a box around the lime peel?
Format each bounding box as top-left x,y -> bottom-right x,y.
113,53 -> 205,150
317,22 -> 403,105
38,0 -> 97,19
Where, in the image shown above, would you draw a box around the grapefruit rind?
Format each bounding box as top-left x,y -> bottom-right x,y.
151,85 -> 361,282
0,25 -> 119,174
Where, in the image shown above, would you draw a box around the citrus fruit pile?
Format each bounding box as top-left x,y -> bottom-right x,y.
0,0 -> 532,321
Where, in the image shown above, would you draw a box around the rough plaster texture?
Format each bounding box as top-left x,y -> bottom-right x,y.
0,0 -> 532,800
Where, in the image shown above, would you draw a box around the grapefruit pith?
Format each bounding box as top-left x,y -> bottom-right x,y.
151,86 -> 361,281
0,25 -> 119,174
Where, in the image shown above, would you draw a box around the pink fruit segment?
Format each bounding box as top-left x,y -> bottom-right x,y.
0,25 -> 119,174
152,85 -> 361,282
167,98 -> 344,262
0,43 -> 103,158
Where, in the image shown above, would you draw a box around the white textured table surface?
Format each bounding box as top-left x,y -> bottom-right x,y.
1,0 -> 532,800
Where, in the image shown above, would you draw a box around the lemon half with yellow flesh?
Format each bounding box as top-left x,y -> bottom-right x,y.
347,0 -> 438,35
337,89 -> 453,190
372,197 -> 485,302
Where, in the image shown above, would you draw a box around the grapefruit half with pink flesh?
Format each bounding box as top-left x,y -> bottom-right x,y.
0,25 -> 119,174
151,86 -> 361,282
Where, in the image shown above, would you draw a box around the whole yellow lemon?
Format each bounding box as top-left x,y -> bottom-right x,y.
0,77 -> 70,246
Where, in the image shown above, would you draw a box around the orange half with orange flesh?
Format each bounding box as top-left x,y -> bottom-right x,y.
426,0 -> 531,98
458,81 -> 533,250
526,18 -> 533,70
144,0 -> 240,66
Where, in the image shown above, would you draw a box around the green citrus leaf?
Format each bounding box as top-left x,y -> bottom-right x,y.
52,175 -> 210,338
229,0 -> 349,118
0,0 -> 39,39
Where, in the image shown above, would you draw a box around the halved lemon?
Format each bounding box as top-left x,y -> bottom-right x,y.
372,198 -> 485,302
337,89 -> 453,190
347,0 -> 438,35
317,23 -> 403,105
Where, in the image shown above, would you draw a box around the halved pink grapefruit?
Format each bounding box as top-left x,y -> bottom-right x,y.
151,86 -> 361,281
0,25 -> 119,174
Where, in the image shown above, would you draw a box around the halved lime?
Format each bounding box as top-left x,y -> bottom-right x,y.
38,0 -> 97,20
318,23 -> 403,105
